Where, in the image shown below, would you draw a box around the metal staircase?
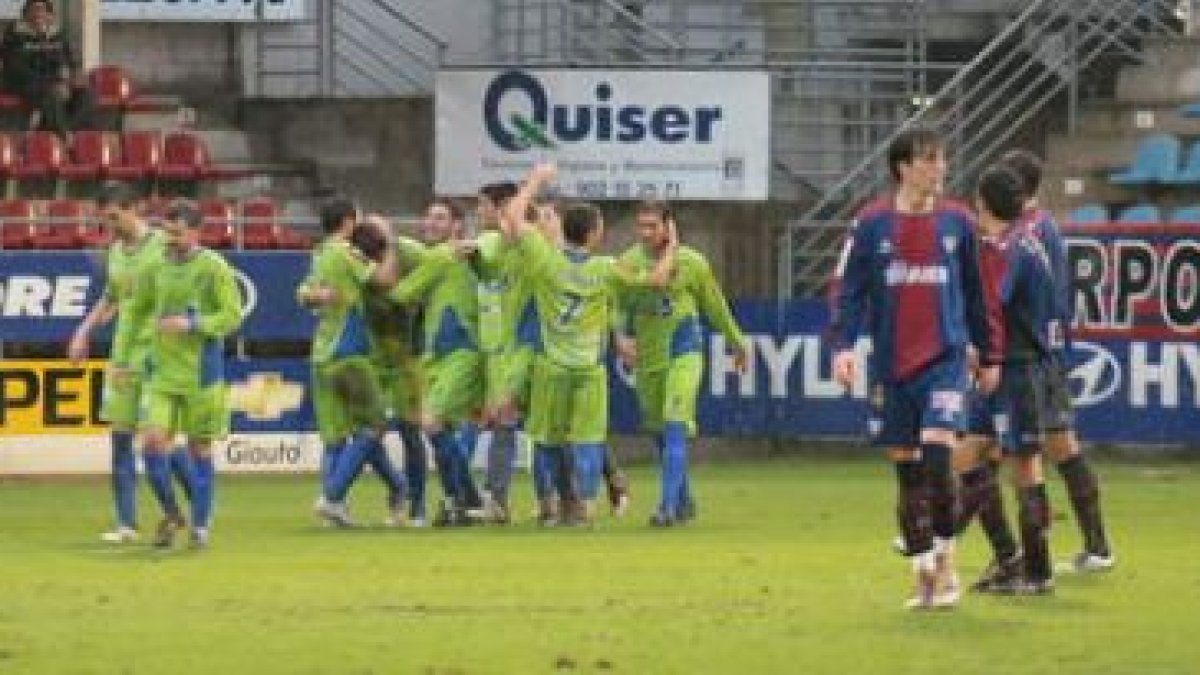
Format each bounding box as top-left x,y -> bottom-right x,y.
784,0 -> 1187,298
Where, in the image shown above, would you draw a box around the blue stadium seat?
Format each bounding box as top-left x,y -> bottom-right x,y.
1166,140 -> 1200,185
1115,204 -> 1162,224
1067,204 -> 1109,224
1169,205 -> 1200,223
1109,133 -> 1181,185
1179,101 -> 1200,119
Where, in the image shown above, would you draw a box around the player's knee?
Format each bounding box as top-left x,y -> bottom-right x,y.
1008,453 -> 1044,486
1044,430 -> 1077,464
919,428 -> 956,447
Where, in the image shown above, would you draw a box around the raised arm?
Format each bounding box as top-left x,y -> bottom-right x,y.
504,163 -> 558,240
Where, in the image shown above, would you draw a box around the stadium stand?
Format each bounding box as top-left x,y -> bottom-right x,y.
1168,204 -> 1200,223
1067,204 -> 1110,224
1115,203 -> 1163,224
1109,133 -> 1182,185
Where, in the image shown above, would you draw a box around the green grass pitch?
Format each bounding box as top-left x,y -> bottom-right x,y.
1,458 -> 1198,674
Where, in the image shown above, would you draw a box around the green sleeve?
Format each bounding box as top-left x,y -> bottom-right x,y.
515,226 -> 554,281
338,243 -> 377,285
395,236 -> 428,270
388,247 -> 450,304
196,257 -> 244,339
110,270 -> 155,369
694,256 -> 747,348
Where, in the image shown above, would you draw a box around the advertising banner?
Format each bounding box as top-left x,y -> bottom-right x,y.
435,68 -> 771,201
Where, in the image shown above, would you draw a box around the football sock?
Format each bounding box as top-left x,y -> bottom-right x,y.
967,462 -> 1018,561
1018,483 -> 1053,582
921,442 -> 956,540
191,455 -> 215,529
659,422 -> 689,518
144,453 -> 181,519
895,459 -> 932,557
1058,455 -> 1111,557
110,431 -> 138,529
396,421 -> 427,517
485,424 -> 518,506
533,444 -> 556,501
430,429 -> 464,504
366,440 -> 406,504
320,441 -> 344,486
170,446 -> 196,502
325,432 -> 377,503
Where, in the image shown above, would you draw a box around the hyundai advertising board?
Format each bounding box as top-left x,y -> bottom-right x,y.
435,69 -> 771,201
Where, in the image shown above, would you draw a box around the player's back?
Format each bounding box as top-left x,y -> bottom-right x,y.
528,247 -> 614,369
107,228 -> 168,367
998,226 -> 1060,363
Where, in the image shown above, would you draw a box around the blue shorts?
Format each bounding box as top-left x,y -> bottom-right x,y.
868,352 -> 969,447
966,387 -> 994,437
971,360 -> 1071,456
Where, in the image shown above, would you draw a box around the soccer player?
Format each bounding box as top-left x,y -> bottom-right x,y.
615,201 -> 749,527
298,199 -> 400,527
69,181 -> 194,543
473,181 -> 523,522
964,165 -> 1061,593
348,222 -> 421,526
128,201 -> 243,548
830,126 -> 1002,609
1000,149 -> 1114,572
502,163 -> 674,525
386,198 -> 485,526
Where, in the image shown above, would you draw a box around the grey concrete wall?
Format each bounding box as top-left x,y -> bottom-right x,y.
102,23 -> 241,95
238,97 -> 435,215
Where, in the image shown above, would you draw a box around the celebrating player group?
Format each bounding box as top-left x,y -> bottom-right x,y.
831,127 -> 1114,609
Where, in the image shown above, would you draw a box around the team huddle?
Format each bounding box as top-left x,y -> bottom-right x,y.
298,162 -> 749,530
75,162 -> 750,546
831,128 -> 1114,609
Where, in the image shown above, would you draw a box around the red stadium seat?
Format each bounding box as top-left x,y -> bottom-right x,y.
109,131 -> 162,180
33,199 -> 89,249
159,131 -> 210,181
240,197 -> 282,249
200,199 -> 235,249
0,199 -> 36,249
16,131 -> 64,179
0,92 -> 24,110
60,130 -> 118,181
0,133 -> 18,177
88,65 -> 133,110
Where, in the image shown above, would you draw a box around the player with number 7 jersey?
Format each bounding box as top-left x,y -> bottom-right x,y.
502,163 -> 674,525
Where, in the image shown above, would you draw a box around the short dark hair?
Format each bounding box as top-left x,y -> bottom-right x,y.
561,203 -> 602,247
999,149 -> 1043,200
95,181 -> 140,210
350,223 -> 387,262
429,197 -> 464,222
887,125 -> 944,181
319,197 -> 357,235
479,182 -> 519,206
164,200 -> 203,230
976,166 -> 1025,223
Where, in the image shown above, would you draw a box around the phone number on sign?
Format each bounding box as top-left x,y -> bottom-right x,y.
573,181 -> 684,199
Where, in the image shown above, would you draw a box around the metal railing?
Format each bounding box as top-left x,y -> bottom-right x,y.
252,0 -> 446,98
784,0 -> 1188,298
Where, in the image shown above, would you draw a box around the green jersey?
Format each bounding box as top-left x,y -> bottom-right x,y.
514,228 -> 650,369
616,244 -> 747,372
300,239 -> 377,365
107,228 -> 168,371
366,237 -> 427,364
136,248 -> 243,393
388,242 -> 479,358
475,230 -> 537,352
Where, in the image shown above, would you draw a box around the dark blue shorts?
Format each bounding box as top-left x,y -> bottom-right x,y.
868,352 -> 969,447
969,360 -> 1073,456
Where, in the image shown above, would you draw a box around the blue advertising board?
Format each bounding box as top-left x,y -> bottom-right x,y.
4,226 -> 1199,446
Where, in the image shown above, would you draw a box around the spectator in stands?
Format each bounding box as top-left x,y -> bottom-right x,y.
1,0 -> 94,135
